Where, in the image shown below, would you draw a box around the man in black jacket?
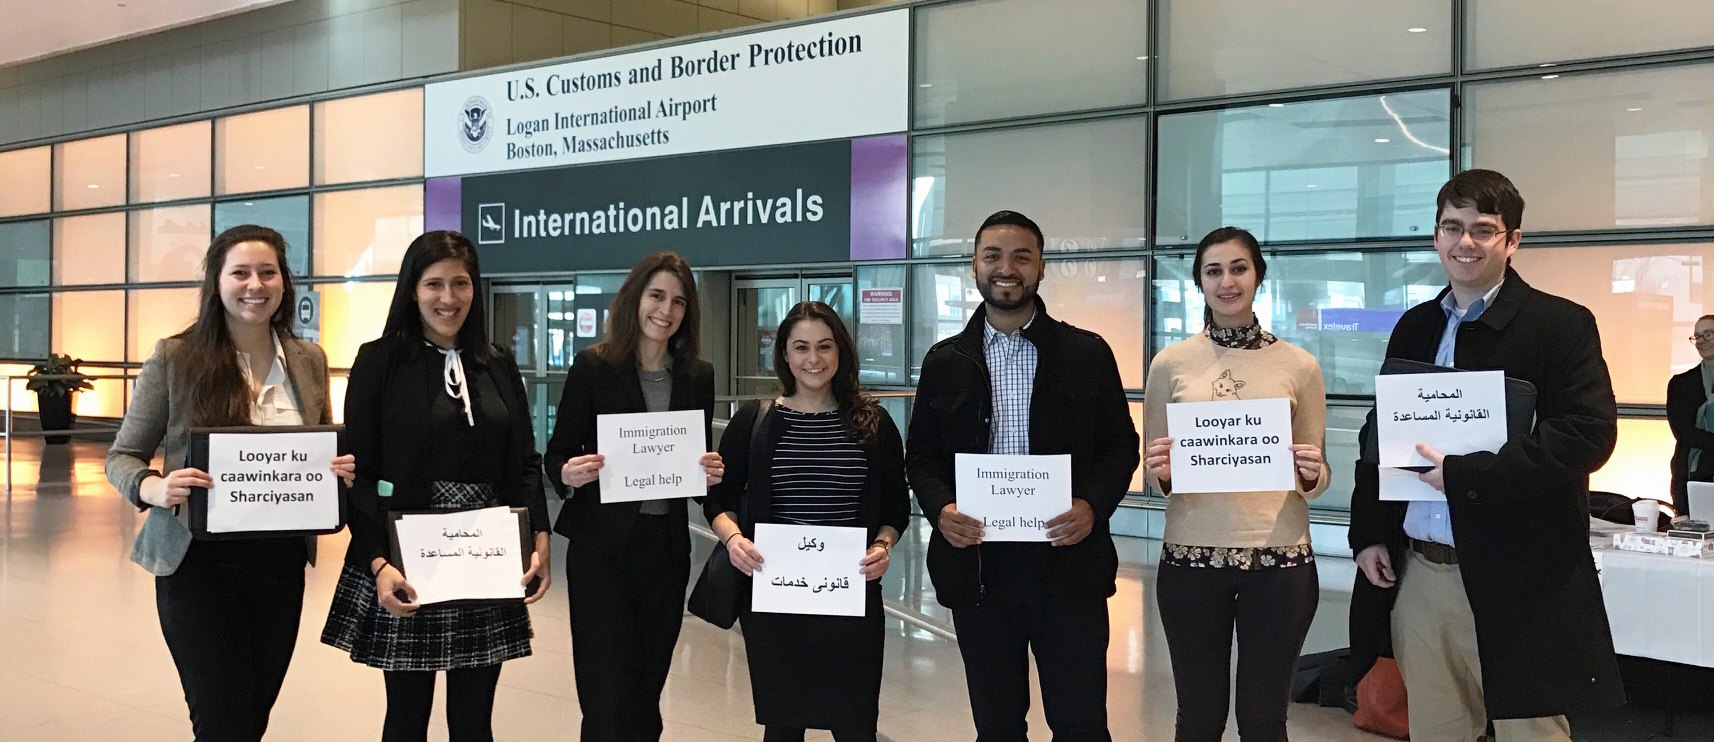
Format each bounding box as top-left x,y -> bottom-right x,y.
906,210 -> 1139,741
1348,170 -> 1623,742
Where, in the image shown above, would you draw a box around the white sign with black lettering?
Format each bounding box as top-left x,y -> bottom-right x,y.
1375,370 -> 1507,501
954,453 -> 1072,542
393,507 -> 526,605
750,523 -> 866,617
206,431 -> 340,533
596,409 -> 706,502
1166,398 -> 1295,494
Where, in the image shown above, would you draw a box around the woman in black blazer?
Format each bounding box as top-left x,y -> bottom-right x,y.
543,251 -> 723,742
1669,314 -> 1714,516
706,301 -> 910,742
321,231 -> 550,741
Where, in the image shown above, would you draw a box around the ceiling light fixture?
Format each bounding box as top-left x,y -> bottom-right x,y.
1541,74 -> 1560,79
1408,27 -> 1428,33
1268,103 -> 1284,107
1375,138 -> 1390,143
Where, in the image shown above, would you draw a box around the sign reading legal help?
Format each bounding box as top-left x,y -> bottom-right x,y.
953,454 -> 1072,542
204,430 -> 340,534
425,9 -> 908,178
750,523 -> 866,617
1374,370 -> 1507,501
1166,398 -> 1295,494
595,409 -> 707,502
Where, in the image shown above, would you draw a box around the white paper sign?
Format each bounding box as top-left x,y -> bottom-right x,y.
750,523 -> 866,617
1378,466 -> 1447,502
424,10 -> 908,177
1375,370 -> 1507,467
392,506 -> 527,605
596,409 -> 707,502
859,288 -> 903,325
1165,398 -> 1295,494
205,431 -> 341,533
954,453 -> 1072,542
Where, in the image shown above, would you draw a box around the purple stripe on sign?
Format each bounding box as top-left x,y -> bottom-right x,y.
424,177 -> 463,233
849,134 -> 907,261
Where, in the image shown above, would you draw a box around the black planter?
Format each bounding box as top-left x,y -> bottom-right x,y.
35,391 -> 75,444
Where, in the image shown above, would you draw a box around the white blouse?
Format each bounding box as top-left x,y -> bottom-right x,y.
237,333 -> 304,426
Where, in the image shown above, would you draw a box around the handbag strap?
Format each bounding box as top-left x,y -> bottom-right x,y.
737,398 -> 772,533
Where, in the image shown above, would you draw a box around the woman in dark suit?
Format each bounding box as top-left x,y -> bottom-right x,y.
1669,314 -> 1714,516
321,230 -> 550,741
706,301 -> 910,742
543,251 -> 723,741
107,224 -> 353,741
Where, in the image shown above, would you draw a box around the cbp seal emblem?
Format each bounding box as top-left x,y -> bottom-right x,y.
459,96 -> 492,153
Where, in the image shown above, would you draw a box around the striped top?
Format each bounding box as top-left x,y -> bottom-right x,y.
768,405 -> 867,527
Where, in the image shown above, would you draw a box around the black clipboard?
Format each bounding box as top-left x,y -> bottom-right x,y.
187,425 -> 347,540
1360,359 -> 1538,470
387,506 -> 534,606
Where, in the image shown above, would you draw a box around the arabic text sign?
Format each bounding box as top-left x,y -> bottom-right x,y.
392,507 -> 527,605
1375,370 -> 1507,471
596,409 -> 707,502
1165,398 -> 1295,494
750,523 -> 866,617
953,453 -> 1072,542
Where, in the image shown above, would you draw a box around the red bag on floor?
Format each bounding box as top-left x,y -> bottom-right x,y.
1353,657 -> 1409,739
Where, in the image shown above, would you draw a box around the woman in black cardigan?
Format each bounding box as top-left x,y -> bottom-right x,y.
706,301 -> 910,742
322,231 -> 550,741
1669,314 -> 1714,516
543,251 -> 723,742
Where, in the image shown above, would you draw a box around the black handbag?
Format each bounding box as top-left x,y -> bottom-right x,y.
687,399 -> 770,629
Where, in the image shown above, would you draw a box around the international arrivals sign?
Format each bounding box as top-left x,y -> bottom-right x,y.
424,9 -> 908,178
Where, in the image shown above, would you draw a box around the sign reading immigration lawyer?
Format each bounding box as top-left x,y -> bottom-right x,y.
390,506 -> 530,605
455,135 -> 907,272
750,523 -> 866,617
1375,370 -> 1507,501
953,453 -> 1072,542
191,427 -> 342,538
425,9 -> 907,178
1165,398 -> 1295,494
595,409 -> 706,503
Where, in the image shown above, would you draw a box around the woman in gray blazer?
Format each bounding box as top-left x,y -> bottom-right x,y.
105,224 -> 354,741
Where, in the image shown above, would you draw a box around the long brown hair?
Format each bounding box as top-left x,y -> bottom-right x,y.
595,251 -> 701,369
772,301 -> 881,442
380,231 -> 498,363
169,225 -> 297,427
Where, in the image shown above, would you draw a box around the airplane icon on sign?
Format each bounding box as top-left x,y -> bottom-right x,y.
482,214 -> 503,232
476,203 -> 506,245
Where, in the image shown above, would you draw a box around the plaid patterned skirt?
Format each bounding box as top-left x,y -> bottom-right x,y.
320,481 -> 533,671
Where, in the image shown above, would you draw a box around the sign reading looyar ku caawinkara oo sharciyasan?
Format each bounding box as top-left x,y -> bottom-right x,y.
424,9 -> 908,178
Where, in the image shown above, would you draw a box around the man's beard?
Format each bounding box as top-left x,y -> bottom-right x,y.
977,277 -> 1038,311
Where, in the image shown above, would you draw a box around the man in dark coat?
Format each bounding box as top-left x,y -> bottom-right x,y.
907,210 -> 1139,740
1348,169 -> 1624,742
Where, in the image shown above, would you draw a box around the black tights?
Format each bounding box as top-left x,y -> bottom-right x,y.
763,725 -> 877,742
381,665 -> 503,742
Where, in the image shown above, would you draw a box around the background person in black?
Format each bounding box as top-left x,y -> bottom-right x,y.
543,251 -> 724,742
707,301 -> 910,742
321,231 -> 551,742
906,210 -> 1139,741
1668,314 -> 1714,516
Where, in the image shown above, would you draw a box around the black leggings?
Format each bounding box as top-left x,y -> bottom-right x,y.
381,665 -> 504,742
1156,560 -> 1319,742
763,725 -> 877,742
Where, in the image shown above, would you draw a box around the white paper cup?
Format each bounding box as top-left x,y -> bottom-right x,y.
1633,499 -> 1660,533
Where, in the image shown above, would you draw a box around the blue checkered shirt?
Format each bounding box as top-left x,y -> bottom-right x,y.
984,314 -> 1038,456
1404,280 -> 1503,547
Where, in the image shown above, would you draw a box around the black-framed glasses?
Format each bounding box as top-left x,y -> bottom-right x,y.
1434,223 -> 1509,243
1691,331 -> 1714,343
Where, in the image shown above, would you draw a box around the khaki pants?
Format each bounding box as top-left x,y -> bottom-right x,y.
1392,550 -> 1572,742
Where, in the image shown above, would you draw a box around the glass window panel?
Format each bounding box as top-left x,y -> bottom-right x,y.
0,146 -> 51,217
909,257 -> 1147,388
2,362 -> 42,413
1510,243 -> 1711,405
913,0 -> 1148,127
912,117 -> 1148,257
1468,0 -> 1714,70
52,290 -> 125,362
314,89 -> 424,185
215,196 -> 310,278
130,121 -> 211,204
53,213 -> 126,285
130,205 -> 212,283
317,281 -> 395,369
54,134 -> 126,211
1161,0 -> 1448,101
313,186 -> 424,278
72,378 -> 127,418
127,288 -> 200,362
0,220 -> 52,286
1314,403 -> 1368,513
492,289 -> 539,370
0,294 -> 50,358
217,105 -> 310,195
1464,64 -> 1714,231
1591,418 -> 1673,505
1153,249 -> 1446,395
1157,91 -> 1451,246
856,264 -> 909,386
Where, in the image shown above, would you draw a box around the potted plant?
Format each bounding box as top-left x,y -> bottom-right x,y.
26,354 -> 93,444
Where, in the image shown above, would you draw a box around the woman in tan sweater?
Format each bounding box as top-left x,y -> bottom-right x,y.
1143,226 -> 1329,742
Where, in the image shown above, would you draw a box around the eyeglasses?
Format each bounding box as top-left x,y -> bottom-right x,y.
1691,331 -> 1714,343
1435,223 -> 1509,243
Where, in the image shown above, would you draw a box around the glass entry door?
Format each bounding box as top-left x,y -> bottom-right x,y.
734,273 -> 854,396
